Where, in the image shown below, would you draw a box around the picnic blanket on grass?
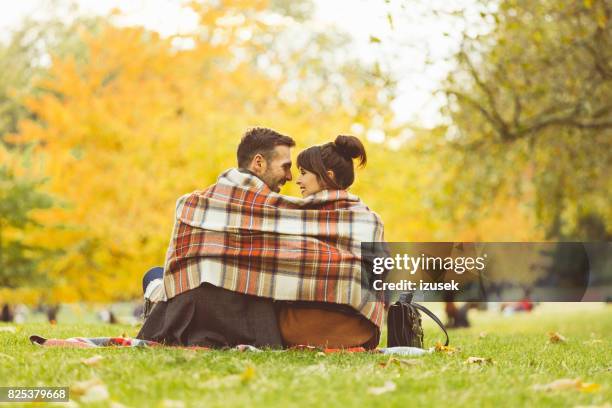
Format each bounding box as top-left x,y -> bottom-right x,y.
29,335 -> 363,352
29,335 -> 431,355
163,168 -> 385,328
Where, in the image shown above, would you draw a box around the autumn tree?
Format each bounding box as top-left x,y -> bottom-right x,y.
0,15 -> 100,299
439,0 -> 611,239
7,0 -> 407,302
0,145 -> 55,288
0,15 -> 102,139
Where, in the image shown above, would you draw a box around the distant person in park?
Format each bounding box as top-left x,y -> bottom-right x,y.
46,304 -> 60,324
99,309 -> 118,324
501,288 -> 536,315
1,304 -> 14,322
137,128 -> 384,349
444,292 -> 479,328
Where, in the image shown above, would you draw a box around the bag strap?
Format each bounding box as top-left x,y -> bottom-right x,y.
412,302 -> 450,346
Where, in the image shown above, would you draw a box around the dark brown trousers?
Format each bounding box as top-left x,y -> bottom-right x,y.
137,283 -> 283,348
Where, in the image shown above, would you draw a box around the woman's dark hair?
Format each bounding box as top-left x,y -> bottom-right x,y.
296,135 -> 367,190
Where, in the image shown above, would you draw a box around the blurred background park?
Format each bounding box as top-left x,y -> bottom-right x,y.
0,0 -> 610,316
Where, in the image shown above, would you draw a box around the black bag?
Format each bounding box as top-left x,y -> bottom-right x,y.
387,292 -> 449,348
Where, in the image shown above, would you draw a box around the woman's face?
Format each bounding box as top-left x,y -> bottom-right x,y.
296,167 -> 325,197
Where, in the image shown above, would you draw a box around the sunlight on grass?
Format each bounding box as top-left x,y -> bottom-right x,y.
0,304 -> 609,407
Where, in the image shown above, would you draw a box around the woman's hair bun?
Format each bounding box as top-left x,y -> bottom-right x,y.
334,135 -> 367,167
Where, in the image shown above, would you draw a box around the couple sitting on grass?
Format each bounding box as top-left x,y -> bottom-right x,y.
138,127 -> 385,349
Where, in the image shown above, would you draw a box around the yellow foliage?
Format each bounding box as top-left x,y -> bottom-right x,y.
7,12 -> 383,300
6,4 -> 544,301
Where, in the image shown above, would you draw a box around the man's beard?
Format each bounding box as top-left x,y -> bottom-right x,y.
261,172 -> 284,192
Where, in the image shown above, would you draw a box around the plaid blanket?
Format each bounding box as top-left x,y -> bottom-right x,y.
29,335 -> 361,352
163,168 -> 385,327
29,335 -> 158,348
29,335 -> 432,355
29,335 -> 254,351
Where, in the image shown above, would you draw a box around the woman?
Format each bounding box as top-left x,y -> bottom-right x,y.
278,135 -> 381,349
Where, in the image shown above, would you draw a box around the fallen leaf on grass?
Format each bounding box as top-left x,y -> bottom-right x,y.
577,382 -> 601,393
434,342 -> 457,354
240,365 -> 256,383
548,332 -> 567,343
379,357 -> 423,368
466,356 -> 493,365
0,326 -> 16,333
81,355 -> 104,366
71,378 -> 110,403
367,381 -> 396,395
533,378 -> 600,393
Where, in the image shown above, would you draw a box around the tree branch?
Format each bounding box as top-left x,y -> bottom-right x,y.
459,50 -> 511,138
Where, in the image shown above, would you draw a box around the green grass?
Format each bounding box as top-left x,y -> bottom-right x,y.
0,303 -> 610,407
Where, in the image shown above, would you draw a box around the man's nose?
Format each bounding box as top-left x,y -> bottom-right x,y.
285,170 -> 292,181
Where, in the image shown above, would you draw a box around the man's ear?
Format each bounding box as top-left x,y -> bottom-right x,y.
326,169 -> 335,181
250,153 -> 267,175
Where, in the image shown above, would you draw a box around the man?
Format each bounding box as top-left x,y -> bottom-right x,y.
138,127 -> 295,348
236,127 -> 294,193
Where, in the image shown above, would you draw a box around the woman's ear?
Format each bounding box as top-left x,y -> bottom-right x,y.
326,170 -> 335,182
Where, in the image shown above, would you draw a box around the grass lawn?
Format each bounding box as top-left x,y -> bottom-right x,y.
0,303 -> 610,407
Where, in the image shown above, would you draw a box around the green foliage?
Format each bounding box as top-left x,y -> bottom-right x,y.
440,0 -> 611,238
0,13 -> 92,290
0,147 -> 55,288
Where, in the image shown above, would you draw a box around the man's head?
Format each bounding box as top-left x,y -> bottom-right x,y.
237,127 -> 295,192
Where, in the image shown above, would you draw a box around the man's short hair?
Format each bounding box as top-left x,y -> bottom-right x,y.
237,127 -> 295,168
